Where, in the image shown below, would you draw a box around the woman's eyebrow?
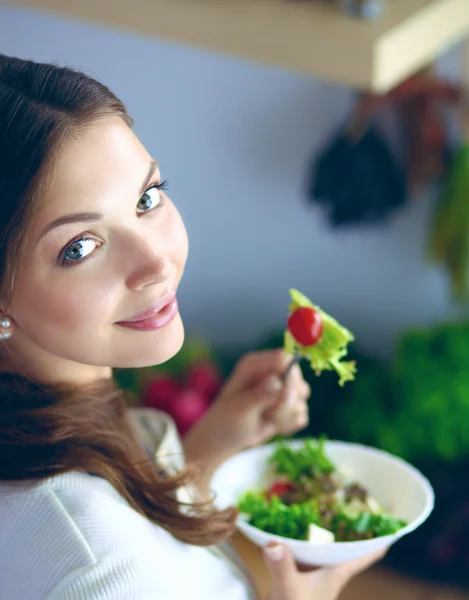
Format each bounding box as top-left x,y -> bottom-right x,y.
38,159 -> 159,242
39,212 -> 103,240
139,160 -> 159,196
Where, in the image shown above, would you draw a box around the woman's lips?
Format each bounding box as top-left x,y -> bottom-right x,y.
116,291 -> 178,331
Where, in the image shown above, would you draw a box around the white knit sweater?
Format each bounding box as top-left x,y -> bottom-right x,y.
0,409 -> 258,600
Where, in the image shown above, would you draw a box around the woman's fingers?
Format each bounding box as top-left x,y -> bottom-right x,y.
285,363 -> 311,401
280,402 -> 309,435
225,349 -> 311,404
269,396 -> 310,436
266,361 -> 311,434
223,349 -> 288,394
263,542 -> 302,600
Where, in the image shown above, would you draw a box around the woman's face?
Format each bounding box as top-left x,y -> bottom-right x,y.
4,116 -> 188,381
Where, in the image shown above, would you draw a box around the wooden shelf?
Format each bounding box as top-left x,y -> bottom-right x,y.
7,0 -> 469,92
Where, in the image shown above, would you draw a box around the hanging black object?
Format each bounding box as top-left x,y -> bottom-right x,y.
308,123 -> 407,227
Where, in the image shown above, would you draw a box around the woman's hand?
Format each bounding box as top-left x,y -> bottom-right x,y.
182,349 -> 310,498
205,348 -> 311,452
263,541 -> 387,600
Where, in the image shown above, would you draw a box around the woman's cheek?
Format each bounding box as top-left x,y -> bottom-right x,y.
26,277 -> 115,332
56,282 -> 115,330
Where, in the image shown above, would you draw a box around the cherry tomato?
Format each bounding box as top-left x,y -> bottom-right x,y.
287,306 -> 324,346
266,481 -> 295,501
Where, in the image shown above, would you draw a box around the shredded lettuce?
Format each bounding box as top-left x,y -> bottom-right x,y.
269,437 -> 334,481
238,492 -> 321,541
334,510 -> 407,538
285,289 -> 356,386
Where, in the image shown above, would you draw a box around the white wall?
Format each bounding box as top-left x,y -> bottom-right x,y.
0,4 -> 464,359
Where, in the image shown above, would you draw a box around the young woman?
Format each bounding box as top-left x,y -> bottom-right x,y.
0,54 -> 385,600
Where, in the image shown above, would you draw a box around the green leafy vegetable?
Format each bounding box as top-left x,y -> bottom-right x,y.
285,289 -> 356,386
334,509 -> 406,540
238,491 -> 321,541
269,437 -> 334,482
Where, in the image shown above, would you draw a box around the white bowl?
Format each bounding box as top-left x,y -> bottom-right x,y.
212,439 -> 435,566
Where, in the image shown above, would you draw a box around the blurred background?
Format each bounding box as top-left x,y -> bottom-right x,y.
2,0 -> 469,597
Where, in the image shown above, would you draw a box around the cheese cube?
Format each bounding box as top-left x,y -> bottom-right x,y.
307,524 -> 335,545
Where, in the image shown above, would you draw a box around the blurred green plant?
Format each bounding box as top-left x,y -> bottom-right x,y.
336,321 -> 469,464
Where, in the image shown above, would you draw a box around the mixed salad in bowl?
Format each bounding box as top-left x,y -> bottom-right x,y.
236,289 -> 408,544
238,437 -> 407,544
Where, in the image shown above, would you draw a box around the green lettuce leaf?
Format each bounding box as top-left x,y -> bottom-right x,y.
285,289 -> 356,386
334,509 -> 407,539
238,491 -> 321,541
269,437 -> 335,481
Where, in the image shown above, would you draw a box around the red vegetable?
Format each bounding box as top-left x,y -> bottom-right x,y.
143,376 -> 181,411
186,361 -> 222,402
168,389 -> 209,436
266,481 -> 295,501
287,307 -> 324,346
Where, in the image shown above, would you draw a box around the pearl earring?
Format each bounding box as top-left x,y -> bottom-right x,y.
0,316 -> 12,339
0,317 -> 11,329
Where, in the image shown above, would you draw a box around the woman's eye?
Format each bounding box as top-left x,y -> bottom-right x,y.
61,238 -> 99,265
137,185 -> 164,214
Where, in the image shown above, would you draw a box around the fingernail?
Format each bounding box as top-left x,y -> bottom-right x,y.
264,543 -> 284,560
265,376 -> 283,393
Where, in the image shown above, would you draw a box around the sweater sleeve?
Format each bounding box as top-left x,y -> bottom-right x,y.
127,408 -> 197,503
46,555 -> 167,600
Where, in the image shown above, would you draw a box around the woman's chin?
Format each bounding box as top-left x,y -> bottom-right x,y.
113,312 -> 185,369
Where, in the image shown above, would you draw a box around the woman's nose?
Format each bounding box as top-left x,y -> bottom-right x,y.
125,246 -> 173,292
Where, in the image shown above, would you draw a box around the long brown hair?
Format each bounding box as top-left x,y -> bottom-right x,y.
0,54 -> 236,546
